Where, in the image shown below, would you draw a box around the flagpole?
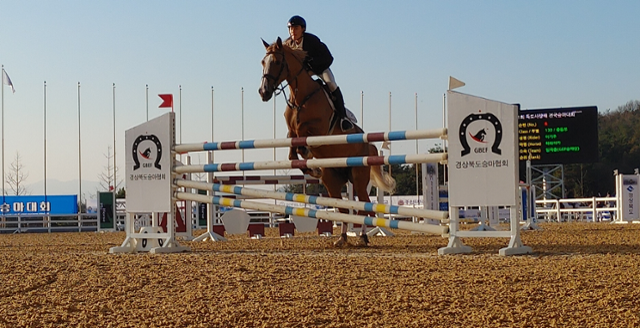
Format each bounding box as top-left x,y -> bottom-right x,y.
272,92 -> 276,211
272,90 -> 276,171
211,86 -> 215,164
241,87 -> 244,162
360,91 -> 364,129
146,84 -> 149,122
112,83 -> 116,193
1,65 -> 4,199
210,87 -> 215,226
241,87 -> 245,179
112,83 -> 117,225
388,92 -> 392,177
44,81 -> 48,223
415,92 -> 419,205
1,67 -> 15,218
179,85 -> 182,145
78,82 -> 82,215
388,92 -> 391,139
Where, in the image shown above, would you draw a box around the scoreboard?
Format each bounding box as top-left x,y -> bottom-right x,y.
518,106 -> 598,165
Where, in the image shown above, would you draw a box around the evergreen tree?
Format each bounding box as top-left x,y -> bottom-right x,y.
564,100 -> 640,197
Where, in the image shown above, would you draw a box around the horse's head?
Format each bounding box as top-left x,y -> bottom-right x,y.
259,37 -> 288,102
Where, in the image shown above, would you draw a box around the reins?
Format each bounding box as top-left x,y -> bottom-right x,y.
264,49 -> 322,112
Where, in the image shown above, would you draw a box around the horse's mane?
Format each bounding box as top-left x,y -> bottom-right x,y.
267,40 -> 307,63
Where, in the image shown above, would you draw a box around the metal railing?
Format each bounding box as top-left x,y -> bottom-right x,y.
0,214 -> 99,234
535,197 -> 617,222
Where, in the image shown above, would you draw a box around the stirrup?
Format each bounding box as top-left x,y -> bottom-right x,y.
340,119 -> 353,131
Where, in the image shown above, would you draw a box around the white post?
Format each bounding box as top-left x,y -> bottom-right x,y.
193,151 -> 226,242
183,155 -> 194,240
521,159 -> 541,230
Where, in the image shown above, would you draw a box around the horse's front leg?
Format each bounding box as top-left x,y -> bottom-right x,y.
285,121 -> 302,161
293,123 -> 322,178
286,131 -> 319,177
296,146 -> 322,178
285,108 -> 299,161
288,145 -> 298,161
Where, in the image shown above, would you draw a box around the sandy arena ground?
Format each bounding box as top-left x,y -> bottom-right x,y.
1,222 -> 639,327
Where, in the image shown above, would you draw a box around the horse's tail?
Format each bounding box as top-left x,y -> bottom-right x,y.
368,144 -> 396,193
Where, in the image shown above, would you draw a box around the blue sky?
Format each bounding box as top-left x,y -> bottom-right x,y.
1,1 -> 638,195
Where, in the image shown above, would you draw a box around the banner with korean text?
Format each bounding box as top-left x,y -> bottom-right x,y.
618,174 -> 640,222
0,195 -> 77,215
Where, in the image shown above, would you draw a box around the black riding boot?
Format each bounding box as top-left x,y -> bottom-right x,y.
332,87 -> 353,131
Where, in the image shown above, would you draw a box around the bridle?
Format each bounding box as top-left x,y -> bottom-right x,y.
262,48 -> 321,111
261,50 -> 287,88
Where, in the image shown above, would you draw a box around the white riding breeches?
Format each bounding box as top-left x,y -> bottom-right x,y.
318,68 -> 338,92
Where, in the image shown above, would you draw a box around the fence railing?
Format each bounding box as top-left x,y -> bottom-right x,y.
535,197 -> 617,222
0,214 -> 99,234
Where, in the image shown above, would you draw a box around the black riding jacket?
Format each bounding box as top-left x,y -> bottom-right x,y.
285,32 -> 334,75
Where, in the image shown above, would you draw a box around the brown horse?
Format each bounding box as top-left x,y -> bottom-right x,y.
258,37 -> 396,246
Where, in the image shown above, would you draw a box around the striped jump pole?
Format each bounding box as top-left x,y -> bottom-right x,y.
175,153 -> 447,174
213,174 -> 321,185
176,180 -> 449,222
177,193 -> 449,236
175,128 -> 447,153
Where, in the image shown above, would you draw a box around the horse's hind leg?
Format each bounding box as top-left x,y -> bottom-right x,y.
322,169 -> 349,247
352,166 -> 375,246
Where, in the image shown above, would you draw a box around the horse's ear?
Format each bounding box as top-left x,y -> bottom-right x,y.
261,38 -> 269,49
276,37 -> 283,48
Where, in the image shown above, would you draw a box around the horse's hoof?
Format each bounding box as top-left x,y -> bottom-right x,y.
300,168 -> 314,176
359,234 -> 370,246
309,168 -> 322,178
333,233 -> 348,247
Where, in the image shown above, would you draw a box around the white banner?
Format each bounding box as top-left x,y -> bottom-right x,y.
422,163 -> 439,211
619,174 -> 640,221
125,113 -> 174,213
447,91 -> 518,207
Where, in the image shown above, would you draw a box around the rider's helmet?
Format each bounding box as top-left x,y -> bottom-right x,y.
287,15 -> 306,29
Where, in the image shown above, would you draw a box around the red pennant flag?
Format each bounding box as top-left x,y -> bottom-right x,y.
158,94 -> 173,108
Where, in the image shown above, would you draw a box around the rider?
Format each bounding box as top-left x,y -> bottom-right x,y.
284,15 -> 353,131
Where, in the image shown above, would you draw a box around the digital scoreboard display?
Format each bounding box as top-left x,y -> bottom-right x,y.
518,106 -> 598,164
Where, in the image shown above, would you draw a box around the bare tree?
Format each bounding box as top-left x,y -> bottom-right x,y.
5,151 -> 29,195
98,146 -> 122,192
192,153 -> 208,182
192,171 -> 207,182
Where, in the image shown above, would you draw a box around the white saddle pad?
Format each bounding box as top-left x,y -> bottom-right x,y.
345,108 -> 358,123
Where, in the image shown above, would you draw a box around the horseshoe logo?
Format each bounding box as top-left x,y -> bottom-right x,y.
459,113 -> 502,156
132,134 -> 162,170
